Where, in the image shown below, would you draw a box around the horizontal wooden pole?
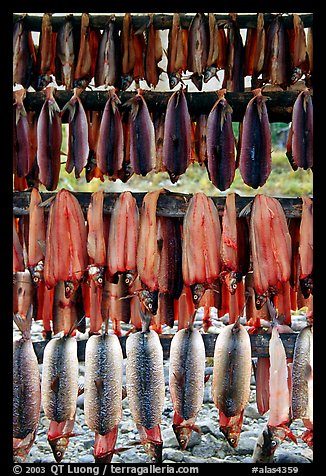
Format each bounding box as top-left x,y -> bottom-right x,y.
12,191 -> 306,219
22,89 -> 303,123
13,13 -> 313,32
32,332 -> 298,363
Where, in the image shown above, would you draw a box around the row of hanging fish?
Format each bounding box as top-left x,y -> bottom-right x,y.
13,13 -> 313,93
13,84 -> 313,192
13,296 -> 313,463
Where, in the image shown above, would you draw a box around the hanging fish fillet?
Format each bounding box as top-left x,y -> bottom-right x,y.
187,13 -> 209,90
162,86 -> 192,183
306,27 -> 313,87
28,188 -> 45,285
13,307 -> 41,462
74,13 -> 100,90
96,90 -> 124,178
52,280 -> 85,336
121,13 -> 135,90
244,13 -> 265,84
169,323 -> 205,449
299,196 -> 313,298
62,88 -> 89,178
87,190 -> 106,288
262,15 -> 290,89
126,90 -> 156,176
36,13 -> 56,90
212,318 -> 251,447
107,191 -> 139,286
13,218 -> 25,272
55,15 -> 76,90
167,13 -> 188,89
84,333 -> 123,462
125,310 -> 165,462
239,88 -> 272,189
85,110 -> 104,183
193,114 -> 208,165
107,276 -> 132,336
94,16 -> 121,89
250,195 -> 292,305
182,192 -> 221,305
289,14 -> 308,85
13,269 -> 35,320
43,189 -> 88,291
13,16 -> 36,88
36,85 -> 62,190
41,330 -> 79,462
204,13 -> 226,83
144,14 -> 163,88
13,88 -> 34,179
222,13 -> 244,92
291,325 -> 313,448
206,89 -> 236,191
290,89 -> 313,171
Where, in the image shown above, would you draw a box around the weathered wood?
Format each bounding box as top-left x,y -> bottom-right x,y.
32,332 -> 298,363
22,89 -> 303,123
13,13 -> 313,32
12,191 -> 306,219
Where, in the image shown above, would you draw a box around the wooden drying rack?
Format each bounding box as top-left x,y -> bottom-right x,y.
13,12 -> 312,361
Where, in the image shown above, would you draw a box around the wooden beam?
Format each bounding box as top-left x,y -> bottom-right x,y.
13,13 -> 313,32
22,89 -> 302,123
12,191 -> 306,219
32,332 -> 298,363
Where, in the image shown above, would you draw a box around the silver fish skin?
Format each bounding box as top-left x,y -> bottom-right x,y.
95,18 -> 121,89
55,16 -> 75,90
252,424 -> 281,463
126,329 -> 165,429
84,333 -> 123,435
291,325 -> 313,423
13,308 -> 41,462
169,327 -> 205,421
41,335 -> 79,423
212,320 -> 252,417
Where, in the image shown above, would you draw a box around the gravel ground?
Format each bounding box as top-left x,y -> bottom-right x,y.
13,310 -> 313,465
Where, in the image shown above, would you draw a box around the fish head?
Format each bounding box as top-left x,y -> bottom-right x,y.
190,283 -> 206,306
225,272 -> 240,295
64,280 -> 79,298
203,66 -> 217,83
172,424 -> 193,450
252,425 -> 279,463
139,289 -> 159,315
29,262 -> 44,287
124,271 -> 137,288
255,291 -> 268,310
220,425 -> 240,448
87,265 -> 105,288
143,441 -> 163,463
290,67 -> 303,85
48,436 -> 70,462
168,73 -> 181,90
37,74 -> 52,91
300,276 -> 313,299
121,74 -> 134,91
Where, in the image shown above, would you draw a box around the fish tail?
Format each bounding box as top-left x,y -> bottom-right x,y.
13,304 -> 33,339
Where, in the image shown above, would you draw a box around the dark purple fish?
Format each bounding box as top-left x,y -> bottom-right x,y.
291,89 -> 313,170
13,17 -> 36,88
239,88 -> 272,189
162,87 -> 192,183
13,89 -> 34,178
206,89 -> 236,191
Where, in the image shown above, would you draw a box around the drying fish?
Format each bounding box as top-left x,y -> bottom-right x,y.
125,308 -> 165,462
36,85 -> 62,190
107,191 -> 139,286
13,88 -> 34,179
153,111 -> 166,172
28,188 -> 45,285
107,277 -> 132,336
252,424 -> 292,463
85,110 -> 104,182
299,196 -> 313,299
55,15 -> 76,90
36,13 -> 56,90
306,27 -> 313,86
239,88 -> 272,189
206,89 -> 236,191
289,14 -> 308,84
169,320 -> 205,449
144,14 -> 163,88
13,307 -> 41,462
262,14 -> 290,89
96,90 -> 124,178
212,317 -> 251,447
167,13 -> 188,89
162,86 -> 192,183
187,13 -> 209,90
74,13 -> 100,90
136,190 -> 162,313
121,13 -> 135,90
285,124 -> 298,171
222,13 -> 244,92
13,16 -> 36,88
13,218 -> 25,272
291,325 -> 313,448
87,190 -> 106,288
13,269 -> 35,320
43,189 -> 88,291
204,13 -> 227,83
194,114 -> 208,165
95,16 -> 121,89
126,90 -> 156,176
132,26 -> 146,86
62,88 -> 89,178
290,89 -> 313,171
244,13 -> 265,85
41,327 -> 79,462
250,195 -> 292,307
84,332 -> 123,462
52,280 -> 85,336
182,192 -> 221,305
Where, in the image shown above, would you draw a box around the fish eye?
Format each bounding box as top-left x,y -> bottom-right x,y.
125,277 -> 130,284
271,440 -> 277,447
148,303 -> 153,309
97,277 -> 103,284
232,283 -> 237,289
229,437 -> 236,445
33,276 -> 39,283
194,294 -> 199,300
